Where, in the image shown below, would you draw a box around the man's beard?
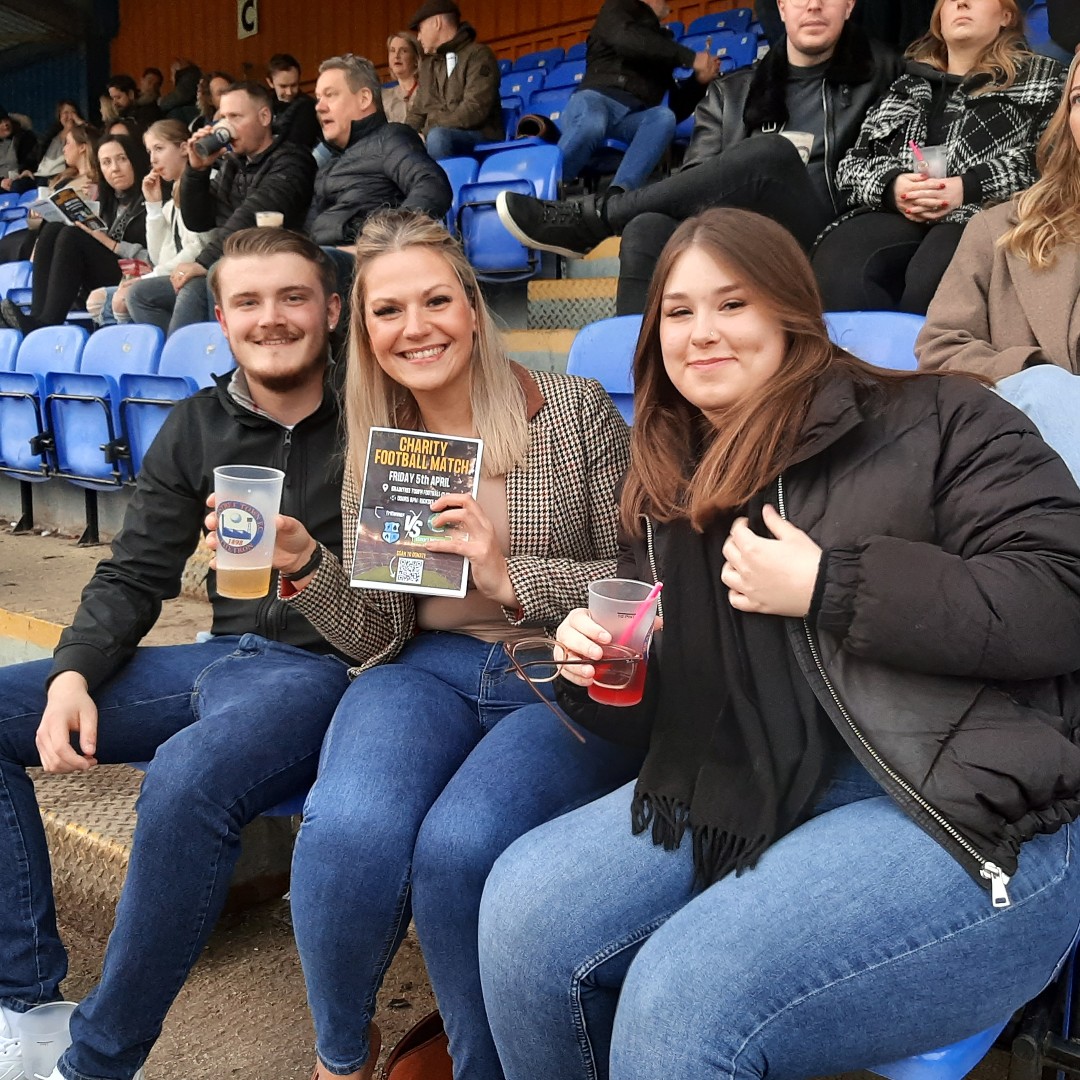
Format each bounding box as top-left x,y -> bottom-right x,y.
250,339 -> 328,393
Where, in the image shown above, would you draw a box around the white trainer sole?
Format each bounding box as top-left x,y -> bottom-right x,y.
495,190 -> 586,259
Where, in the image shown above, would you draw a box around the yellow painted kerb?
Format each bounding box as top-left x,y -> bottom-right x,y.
0,607 -> 65,649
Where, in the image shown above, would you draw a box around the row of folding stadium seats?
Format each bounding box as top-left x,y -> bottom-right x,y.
0,321 -> 235,539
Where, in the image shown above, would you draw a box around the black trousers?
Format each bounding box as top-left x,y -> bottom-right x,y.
610,135 -> 835,315
811,212 -> 966,315
30,222 -> 122,326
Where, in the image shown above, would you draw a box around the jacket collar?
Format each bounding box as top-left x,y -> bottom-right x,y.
321,112 -> 386,155
785,369 -> 871,470
510,360 -> 545,420
436,22 -> 477,54
743,21 -> 879,133
216,365 -> 340,428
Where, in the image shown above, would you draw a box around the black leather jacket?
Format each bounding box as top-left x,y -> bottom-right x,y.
49,371 -> 346,691
682,24 -> 901,214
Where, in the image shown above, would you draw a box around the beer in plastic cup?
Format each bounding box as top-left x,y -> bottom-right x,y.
19,1001 -> 77,1080
213,465 -> 285,598
586,578 -> 659,706
255,210 -> 284,228
915,144 -> 947,179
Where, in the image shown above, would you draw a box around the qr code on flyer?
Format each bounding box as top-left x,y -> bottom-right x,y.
394,557 -> 424,586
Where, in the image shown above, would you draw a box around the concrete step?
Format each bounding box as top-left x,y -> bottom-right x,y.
526,277 -> 618,330
562,236 -> 621,280
504,328 -> 577,373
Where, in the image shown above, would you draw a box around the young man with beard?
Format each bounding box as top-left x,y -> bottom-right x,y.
497,0 -> 902,314
0,229 -> 349,1080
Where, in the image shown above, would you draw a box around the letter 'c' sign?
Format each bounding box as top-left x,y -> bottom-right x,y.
238,0 -> 258,39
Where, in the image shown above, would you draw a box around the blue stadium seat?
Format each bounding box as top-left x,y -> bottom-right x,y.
527,86 -> 575,128
501,95 -> 524,140
497,58 -> 513,75
566,315 -> 641,424
824,311 -> 923,370
687,7 -> 752,35
513,47 -> 564,71
0,205 -> 27,224
664,20 -> 685,38
17,189 -> 37,206
723,33 -> 758,69
565,41 -> 587,61
0,328 -> 20,371
0,192 -> 19,211
0,259 -> 31,300
868,1024 -> 1009,1080
45,324 -> 164,490
438,156 -> 480,236
675,31 -> 740,78
500,68 -> 546,109
119,322 -> 235,477
458,144 -> 563,281
1024,0 -> 1072,62
543,59 -> 587,90
4,217 -> 28,236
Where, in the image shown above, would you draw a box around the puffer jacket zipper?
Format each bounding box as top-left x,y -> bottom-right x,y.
776,473 -> 1012,908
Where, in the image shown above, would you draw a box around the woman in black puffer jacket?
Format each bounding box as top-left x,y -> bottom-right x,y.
478,207 -> 1080,1080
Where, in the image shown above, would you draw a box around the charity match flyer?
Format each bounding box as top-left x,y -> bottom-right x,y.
350,427 -> 484,598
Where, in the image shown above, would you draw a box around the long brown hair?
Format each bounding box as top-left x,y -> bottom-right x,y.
622,209 -> 915,533
1000,52 -> 1080,266
906,0 -> 1029,92
145,118 -> 189,206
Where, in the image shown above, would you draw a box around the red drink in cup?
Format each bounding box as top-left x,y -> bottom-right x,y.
586,579 -> 659,707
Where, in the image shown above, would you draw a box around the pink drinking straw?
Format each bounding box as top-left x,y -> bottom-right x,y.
909,139 -> 927,169
616,581 -> 664,648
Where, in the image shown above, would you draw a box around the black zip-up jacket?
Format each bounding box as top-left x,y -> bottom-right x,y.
579,0 -> 696,109
560,373 -> 1080,901
682,24 -> 901,214
180,134 -> 317,268
48,371 -> 345,692
273,93 -> 321,150
306,113 -> 452,247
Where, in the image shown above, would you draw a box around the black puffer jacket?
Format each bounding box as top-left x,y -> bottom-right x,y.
49,371 -> 346,692
562,372 -> 1080,901
307,113 -> 452,247
579,0 -> 696,109
683,24 -> 901,214
180,134 -> 317,268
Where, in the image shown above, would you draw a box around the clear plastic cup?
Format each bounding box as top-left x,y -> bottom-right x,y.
213,465 -> 285,599
255,211 -> 284,228
19,1001 -> 77,1080
915,144 -> 947,179
586,578 -> 659,707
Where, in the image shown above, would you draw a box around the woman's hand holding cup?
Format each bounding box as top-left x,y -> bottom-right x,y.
553,608 -> 611,687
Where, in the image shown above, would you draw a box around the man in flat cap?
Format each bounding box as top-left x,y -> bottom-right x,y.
405,0 -> 504,158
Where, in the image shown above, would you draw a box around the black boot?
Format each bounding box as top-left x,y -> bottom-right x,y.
496,190 -> 615,259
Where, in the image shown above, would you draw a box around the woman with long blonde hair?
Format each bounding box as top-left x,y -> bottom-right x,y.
813,0 -> 1064,314
263,209 -> 640,1080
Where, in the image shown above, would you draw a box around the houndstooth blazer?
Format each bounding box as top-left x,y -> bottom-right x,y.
284,365 -> 630,673
834,54 -> 1064,224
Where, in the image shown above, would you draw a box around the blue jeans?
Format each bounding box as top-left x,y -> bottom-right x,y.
126,272 -> 213,336
557,90 -> 676,191
290,631 -> 642,1077
0,635 -> 351,1080
996,365 -> 1080,482
426,127 -> 490,160
479,756 -> 1080,1080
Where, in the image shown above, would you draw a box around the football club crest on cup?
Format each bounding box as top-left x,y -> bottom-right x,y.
217,501 -> 265,554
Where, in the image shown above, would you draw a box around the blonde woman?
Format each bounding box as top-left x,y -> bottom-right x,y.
253,209 -> 638,1080
382,31 -> 422,123
813,0 -> 1064,314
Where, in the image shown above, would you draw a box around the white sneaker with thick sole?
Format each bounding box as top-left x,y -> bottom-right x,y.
38,1066 -> 144,1080
0,1010 -> 23,1080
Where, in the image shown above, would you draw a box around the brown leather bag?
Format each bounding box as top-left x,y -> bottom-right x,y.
384,1011 -> 453,1080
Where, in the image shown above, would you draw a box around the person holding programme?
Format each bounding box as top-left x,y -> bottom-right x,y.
478,207 -> 1080,1080
812,0 -> 1064,314
383,32 -> 423,123
244,209 -> 639,1080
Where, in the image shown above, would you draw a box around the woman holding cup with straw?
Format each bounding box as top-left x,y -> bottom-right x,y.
476,206 -> 1080,1079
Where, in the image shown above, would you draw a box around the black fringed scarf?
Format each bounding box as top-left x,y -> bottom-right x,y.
630,493 -> 834,889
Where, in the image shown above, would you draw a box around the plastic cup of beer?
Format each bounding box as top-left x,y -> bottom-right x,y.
586,578 -> 659,707
19,1001 -> 77,1080
213,465 -> 285,599
255,210 -> 284,228
915,144 -> 947,179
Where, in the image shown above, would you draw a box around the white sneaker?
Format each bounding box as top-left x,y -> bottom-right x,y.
36,1070 -> 143,1080
0,1009 -> 22,1080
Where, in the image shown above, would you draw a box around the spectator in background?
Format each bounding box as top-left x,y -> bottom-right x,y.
1,133 -> 148,332
107,116 -> 144,142
269,53 -> 321,149
308,54 -> 451,290
107,74 -> 163,129
0,110 -> 40,184
139,67 -> 164,107
189,70 -> 234,132
159,58 -> 202,119
813,0 -> 1064,314
136,81 -> 316,333
14,100 -> 87,189
406,0 -> 503,158
383,31 -> 422,122
554,0 -> 719,192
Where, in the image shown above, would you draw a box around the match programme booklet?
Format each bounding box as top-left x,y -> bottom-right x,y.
350,427 -> 484,598
29,188 -> 107,230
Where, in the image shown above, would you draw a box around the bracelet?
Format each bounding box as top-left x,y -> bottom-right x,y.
280,543 -> 323,581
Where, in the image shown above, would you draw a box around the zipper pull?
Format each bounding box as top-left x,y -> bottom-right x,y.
981,863 -> 1011,909
283,430 -> 292,447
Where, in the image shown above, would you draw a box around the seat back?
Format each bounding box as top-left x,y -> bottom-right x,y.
824,311 -> 924,371
565,41 -> 587,61
0,328 -> 20,371
513,47 -> 564,71
687,8 -> 752,35
159,322 -> 236,386
3,218 -> 27,235
0,259 -> 31,299
868,1022 -> 1008,1080
17,188 -> 37,205
675,32 -> 739,77
565,315 -> 641,424
663,20 -> 685,38
497,58 -> 513,75
15,324 -> 87,379
79,323 -> 164,378
543,59 -> 587,90
528,87 -> 575,126
0,192 -> 19,210
500,68 -> 546,109
438,156 -> 480,235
